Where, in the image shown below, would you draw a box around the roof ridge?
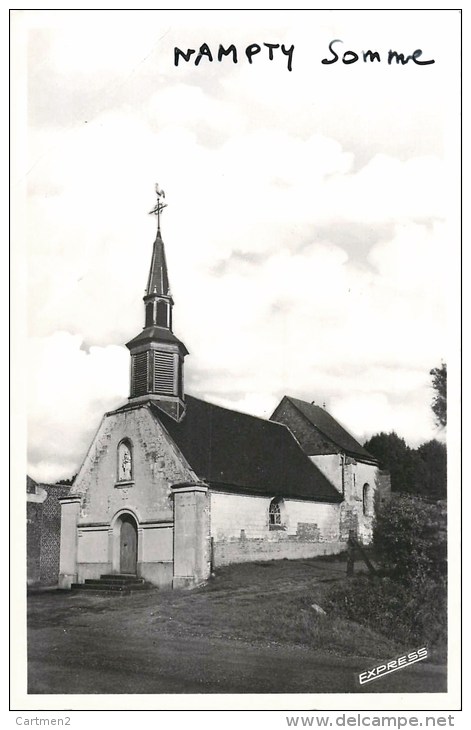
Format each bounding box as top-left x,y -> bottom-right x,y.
284,395 -> 377,461
286,395 -> 321,409
288,397 -> 342,446
185,393 -> 290,430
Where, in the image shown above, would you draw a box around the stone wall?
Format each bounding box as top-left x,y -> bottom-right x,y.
71,405 -> 196,526
63,403 -> 201,587
311,457 -> 381,544
376,469 -> 392,505
209,490 -> 343,567
173,485 -> 211,588
340,459 -> 379,543
213,538 -> 345,566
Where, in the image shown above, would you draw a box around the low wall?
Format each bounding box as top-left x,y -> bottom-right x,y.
213,538 -> 346,566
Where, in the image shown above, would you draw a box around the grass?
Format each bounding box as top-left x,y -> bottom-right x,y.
28,555 -> 444,663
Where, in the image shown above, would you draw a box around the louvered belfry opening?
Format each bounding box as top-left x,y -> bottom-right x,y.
131,352 -> 149,397
125,213 -> 188,421
153,351 -> 176,394
131,349 -> 180,398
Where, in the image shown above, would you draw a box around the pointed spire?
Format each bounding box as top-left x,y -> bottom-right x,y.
146,229 -> 171,297
146,183 -> 170,297
126,185 -> 188,422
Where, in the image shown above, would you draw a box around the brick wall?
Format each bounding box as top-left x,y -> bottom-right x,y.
27,501 -> 42,585
27,483 -> 71,585
40,485 -> 71,584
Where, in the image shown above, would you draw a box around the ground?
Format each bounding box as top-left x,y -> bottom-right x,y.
27,556 -> 446,696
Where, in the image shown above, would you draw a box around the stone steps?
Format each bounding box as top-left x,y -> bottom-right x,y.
71,573 -> 153,593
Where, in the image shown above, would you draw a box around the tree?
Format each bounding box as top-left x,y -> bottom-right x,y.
417,440 -> 447,500
364,432 -> 446,499
430,363 -> 447,428
363,432 -> 422,495
55,473 -> 77,486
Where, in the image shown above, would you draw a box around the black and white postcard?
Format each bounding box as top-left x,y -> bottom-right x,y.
11,7 -> 462,718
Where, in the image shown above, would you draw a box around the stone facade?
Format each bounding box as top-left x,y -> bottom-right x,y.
59,403 -> 197,588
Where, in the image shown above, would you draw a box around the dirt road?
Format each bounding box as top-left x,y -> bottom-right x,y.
27,584 -> 446,696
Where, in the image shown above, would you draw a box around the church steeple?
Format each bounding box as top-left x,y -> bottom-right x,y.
143,229 -> 173,330
125,186 -> 188,421
146,229 -> 170,298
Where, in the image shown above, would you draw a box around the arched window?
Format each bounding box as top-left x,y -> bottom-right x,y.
363,483 -> 372,516
156,300 -> 168,327
117,439 -> 133,482
269,498 -> 284,529
145,301 -> 154,327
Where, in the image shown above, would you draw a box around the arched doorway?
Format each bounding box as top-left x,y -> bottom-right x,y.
119,514 -> 138,574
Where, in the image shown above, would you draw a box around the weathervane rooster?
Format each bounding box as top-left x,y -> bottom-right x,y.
148,183 -> 168,231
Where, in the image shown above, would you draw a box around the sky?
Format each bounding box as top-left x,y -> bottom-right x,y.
12,9 -> 460,483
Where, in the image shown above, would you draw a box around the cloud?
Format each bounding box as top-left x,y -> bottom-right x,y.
27,333 -> 128,482
16,10 -> 458,480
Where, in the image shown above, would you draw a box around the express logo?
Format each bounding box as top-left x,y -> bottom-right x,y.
358,647 -> 428,685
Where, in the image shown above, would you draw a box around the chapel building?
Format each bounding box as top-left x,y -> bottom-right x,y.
58,198 -> 390,589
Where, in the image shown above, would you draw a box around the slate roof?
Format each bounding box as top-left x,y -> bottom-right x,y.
125,325 -> 189,354
280,396 -> 377,463
153,395 -> 342,503
146,230 -> 170,297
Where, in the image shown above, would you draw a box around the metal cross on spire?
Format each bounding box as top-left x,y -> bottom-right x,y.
148,183 -> 168,232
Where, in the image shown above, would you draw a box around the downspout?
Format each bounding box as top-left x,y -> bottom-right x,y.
340,453 -> 345,498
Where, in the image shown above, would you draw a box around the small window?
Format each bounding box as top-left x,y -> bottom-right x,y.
269,498 -> 284,530
118,439 -> 133,482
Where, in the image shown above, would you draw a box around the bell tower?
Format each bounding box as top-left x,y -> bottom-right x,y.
126,185 -> 188,421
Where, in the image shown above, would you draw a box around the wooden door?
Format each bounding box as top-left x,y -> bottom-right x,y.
120,517 -> 137,574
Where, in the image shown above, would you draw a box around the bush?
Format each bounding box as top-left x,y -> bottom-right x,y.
373,494 -> 447,584
325,574 -> 446,649
325,495 -> 447,652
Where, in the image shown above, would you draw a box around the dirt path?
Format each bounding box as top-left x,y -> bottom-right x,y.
28,582 -> 446,696
28,622 -> 446,695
